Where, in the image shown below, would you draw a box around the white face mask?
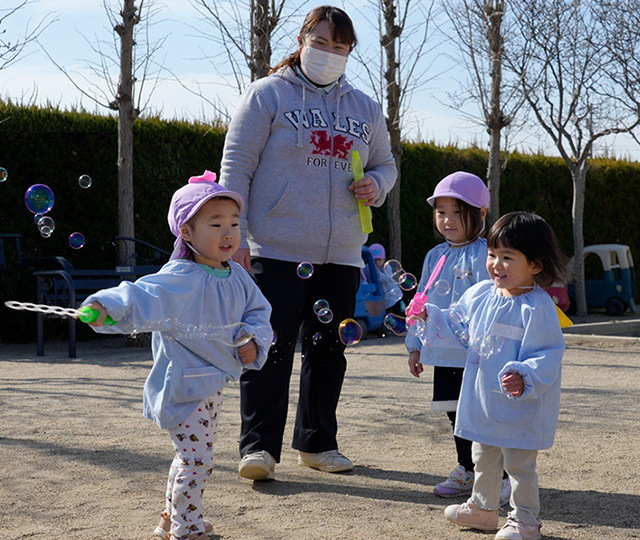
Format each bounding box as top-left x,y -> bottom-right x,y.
300,46 -> 348,86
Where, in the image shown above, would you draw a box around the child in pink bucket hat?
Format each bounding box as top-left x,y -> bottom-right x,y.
80,171 -> 271,540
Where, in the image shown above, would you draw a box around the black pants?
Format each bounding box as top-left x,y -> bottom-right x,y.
239,257 -> 360,462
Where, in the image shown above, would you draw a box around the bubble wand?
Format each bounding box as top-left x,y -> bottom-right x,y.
405,254 -> 446,325
4,301 -> 117,325
351,150 -> 373,234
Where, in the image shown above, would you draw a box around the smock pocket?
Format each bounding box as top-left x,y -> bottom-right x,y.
489,382 -> 535,425
172,366 -> 227,404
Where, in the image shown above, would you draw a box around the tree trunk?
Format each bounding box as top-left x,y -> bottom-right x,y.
116,0 -> 139,268
571,163 -> 588,317
250,0 -> 272,80
485,1 -> 505,226
381,0 -> 403,262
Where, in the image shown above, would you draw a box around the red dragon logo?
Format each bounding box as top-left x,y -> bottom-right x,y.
310,130 -> 354,159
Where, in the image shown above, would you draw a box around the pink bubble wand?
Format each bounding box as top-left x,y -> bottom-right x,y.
406,254 -> 446,325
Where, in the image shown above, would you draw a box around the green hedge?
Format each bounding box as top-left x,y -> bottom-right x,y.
2,101 -> 640,341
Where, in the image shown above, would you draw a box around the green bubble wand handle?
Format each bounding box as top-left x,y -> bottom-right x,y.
352,150 -> 374,234
77,305 -> 117,325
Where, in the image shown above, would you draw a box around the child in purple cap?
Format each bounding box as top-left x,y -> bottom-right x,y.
81,171 -> 272,540
405,171 -> 511,506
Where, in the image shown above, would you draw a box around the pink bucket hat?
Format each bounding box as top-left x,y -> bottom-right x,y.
427,171 -> 490,209
167,170 -> 245,260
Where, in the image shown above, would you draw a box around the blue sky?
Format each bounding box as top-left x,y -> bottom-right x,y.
2,0 -> 640,161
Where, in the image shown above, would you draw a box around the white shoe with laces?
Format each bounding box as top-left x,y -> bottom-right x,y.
495,518 -> 542,540
298,449 -> 353,472
238,450 -> 276,480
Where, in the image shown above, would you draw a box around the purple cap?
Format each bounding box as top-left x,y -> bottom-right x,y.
167,170 -> 245,260
369,243 -> 386,259
427,171 -> 490,209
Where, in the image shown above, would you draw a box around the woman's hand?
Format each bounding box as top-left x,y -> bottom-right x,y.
349,176 -> 377,206
408,350 -> 423,378
232,248 -> 252,272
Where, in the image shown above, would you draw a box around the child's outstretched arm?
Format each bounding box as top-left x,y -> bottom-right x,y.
238,339 -> 258,365
81,301 -> 109,327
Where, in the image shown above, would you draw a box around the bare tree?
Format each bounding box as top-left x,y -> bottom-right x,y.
356,0 -> 437,262
509,0 -> 640,316
42,0 -> 166,265
0,0 -> 54,71
443,0 -> 526,223
189,0 -> 303,91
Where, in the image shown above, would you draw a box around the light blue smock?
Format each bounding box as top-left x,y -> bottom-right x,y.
84,259 -> 273,429
405,239 -> 489,367
422,280 -> 564,450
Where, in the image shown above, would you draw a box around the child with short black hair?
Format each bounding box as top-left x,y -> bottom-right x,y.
82,171 -> 272,540
422,211 -> 569,540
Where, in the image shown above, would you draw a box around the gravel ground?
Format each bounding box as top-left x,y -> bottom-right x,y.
1,333 -> 639,540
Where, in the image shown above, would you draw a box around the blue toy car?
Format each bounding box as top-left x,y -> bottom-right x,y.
568,244 -> 637,315
353,246 -> 386,335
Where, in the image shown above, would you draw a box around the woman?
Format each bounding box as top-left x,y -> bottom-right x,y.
220,5 -> 397,480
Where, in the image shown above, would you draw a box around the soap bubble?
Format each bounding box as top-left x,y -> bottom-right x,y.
449,302 -> 470,324
313,299 -> 330,314
388,286 -> 403,304
383,313 -> 407,336
68,232 -> 85,249
0,167 -> 7,182
25,184 -> 55,214
37,216 -> 55,237
478,334 -> 504,358
433,279 -> 451,295
317,307 -> 333,323
312,332 -> 322,344
338,318 -> 363,345
297,262 -> 314,279
453,263 -> 472,279
33,213 -> 43,224
383,259 -> 403,280
398,272 -> 417,291
271,331 -> 278,346
454,327 -> 470,347
78,174 -> 92,189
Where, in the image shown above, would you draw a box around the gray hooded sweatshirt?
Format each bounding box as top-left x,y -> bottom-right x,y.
220,67 -> 397,268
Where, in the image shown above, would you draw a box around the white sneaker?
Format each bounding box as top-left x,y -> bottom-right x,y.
238,450 -> 276,480
298,449 -> 353,472
499,477 -> 512,507
495,518 -> 542,540
434,465 -> 474,498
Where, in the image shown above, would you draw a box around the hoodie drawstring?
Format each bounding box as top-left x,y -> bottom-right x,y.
297,84 -> 306,148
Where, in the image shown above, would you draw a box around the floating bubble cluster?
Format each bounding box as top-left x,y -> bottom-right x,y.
78,174 -> 92,189
297,262 -> 314,279
37,216 -> 55,237
0,167 -> 7,182
383,313 -> 407,336
312,332 -> 322,344
25,184 -> 55,214
313,299 -> 330,314
338,318 -> 363,345
453,263 -> 472,280
68,232 -> 86,249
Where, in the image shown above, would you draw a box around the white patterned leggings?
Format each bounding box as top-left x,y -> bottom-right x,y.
166,391 -> 223,540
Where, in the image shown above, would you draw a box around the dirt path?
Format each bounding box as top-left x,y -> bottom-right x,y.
1,334 -> 639,540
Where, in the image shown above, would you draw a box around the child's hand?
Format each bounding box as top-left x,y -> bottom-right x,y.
501,371 -> 524,397
238,339 -> 258,364
80,301 -> 109,327
408,351 -> 423,378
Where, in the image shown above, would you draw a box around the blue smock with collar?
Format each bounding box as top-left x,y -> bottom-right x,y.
84,259 -> 272,429
405,239 -> 489,367
422,280 -> 564,450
